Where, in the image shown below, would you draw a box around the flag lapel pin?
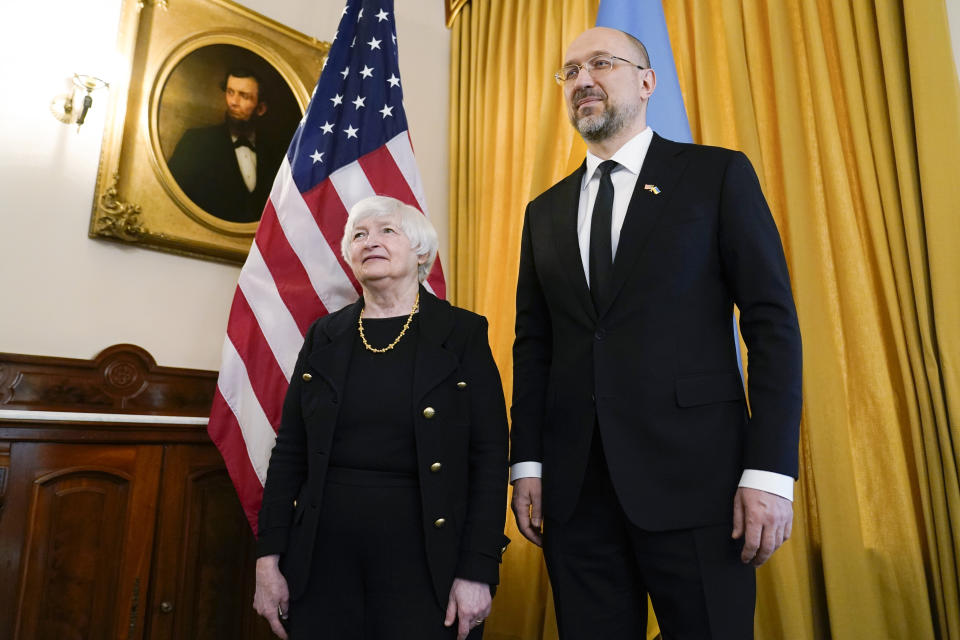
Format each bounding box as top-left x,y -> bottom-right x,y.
644,184 -> 661,195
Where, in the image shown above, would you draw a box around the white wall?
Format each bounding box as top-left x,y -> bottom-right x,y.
0,0 -> 449,371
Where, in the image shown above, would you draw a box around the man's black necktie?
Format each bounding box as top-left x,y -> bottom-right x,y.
589,160 -> 618,311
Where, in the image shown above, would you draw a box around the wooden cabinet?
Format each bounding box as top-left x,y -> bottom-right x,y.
0,346 -> 274,640
146,445 -> 265,640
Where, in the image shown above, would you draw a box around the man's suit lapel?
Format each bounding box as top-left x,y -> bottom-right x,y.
550,163 -> 598,322
254,133 -> 278,199
217,123 -> 250,194
599,134 -> 690,317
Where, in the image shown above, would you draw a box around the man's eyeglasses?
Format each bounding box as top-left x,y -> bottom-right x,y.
554,54 -> 647,85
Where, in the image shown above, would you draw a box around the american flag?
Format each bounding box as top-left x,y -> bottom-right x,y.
208,0 -> 445,533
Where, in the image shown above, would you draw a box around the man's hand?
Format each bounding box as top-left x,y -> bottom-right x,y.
511,477 -> 543,546
732,487 -> 793,566
253,554 -> 290,639
444,578 -> 492,640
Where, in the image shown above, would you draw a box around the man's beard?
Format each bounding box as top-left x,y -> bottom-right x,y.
569,89 -> 639,143
226,111 -> 258,136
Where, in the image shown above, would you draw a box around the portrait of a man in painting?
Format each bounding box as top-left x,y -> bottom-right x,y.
159,44 -> 301,224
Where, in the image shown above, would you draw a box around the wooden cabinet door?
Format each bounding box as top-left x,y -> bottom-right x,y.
145,444 -> 274,640
0,442 -> 163,640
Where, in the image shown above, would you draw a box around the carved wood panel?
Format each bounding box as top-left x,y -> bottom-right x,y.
0,344 -> 217,416
0,442 -> 9,520
2,442 -> 162,640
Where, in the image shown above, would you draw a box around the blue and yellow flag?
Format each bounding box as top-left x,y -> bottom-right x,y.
596,0 -> 692,143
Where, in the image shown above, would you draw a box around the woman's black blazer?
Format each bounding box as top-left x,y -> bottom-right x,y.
257,287 -> 510,605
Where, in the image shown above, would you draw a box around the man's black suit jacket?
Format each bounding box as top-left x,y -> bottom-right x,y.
257,289 -> 510,605
168,123 -> 285,223
511,134 -> 802,531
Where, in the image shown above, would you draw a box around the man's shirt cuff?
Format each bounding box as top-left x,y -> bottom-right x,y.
510,461 -> 542,483
511,463 -> 793,500
738,469 -> 794,501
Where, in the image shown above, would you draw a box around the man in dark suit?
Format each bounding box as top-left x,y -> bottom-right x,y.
168,68 -> 285,223
510,27 -> 802,638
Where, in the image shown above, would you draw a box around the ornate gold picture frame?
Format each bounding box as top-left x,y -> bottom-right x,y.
90,0 -> 330,264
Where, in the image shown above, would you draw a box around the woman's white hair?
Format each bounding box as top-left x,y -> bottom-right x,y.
340,195 -> 439,283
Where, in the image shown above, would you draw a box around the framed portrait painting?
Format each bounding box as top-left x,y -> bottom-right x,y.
89,0 -> 330,264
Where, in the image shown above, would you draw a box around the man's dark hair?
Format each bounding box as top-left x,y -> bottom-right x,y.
623,32 -> 651,68
220,67 -> 267,103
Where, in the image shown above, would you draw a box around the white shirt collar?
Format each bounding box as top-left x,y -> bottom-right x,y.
231,132 -> 257,145
582,127 -> 654,190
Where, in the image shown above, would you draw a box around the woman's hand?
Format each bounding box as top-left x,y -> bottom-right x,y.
444,578 -> 492,640
253,554 -> 290,639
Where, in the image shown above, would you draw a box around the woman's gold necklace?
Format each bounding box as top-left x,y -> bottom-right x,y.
358,291 -> 420,353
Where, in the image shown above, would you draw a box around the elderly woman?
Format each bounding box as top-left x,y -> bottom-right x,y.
253,195 -> 509,640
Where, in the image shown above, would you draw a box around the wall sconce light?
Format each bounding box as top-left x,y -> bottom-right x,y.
50,74 -> 109,130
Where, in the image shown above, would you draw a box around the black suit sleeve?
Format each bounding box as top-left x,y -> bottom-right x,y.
455,317 -> 510,584
256,326 -> 316,557
167,129 -> 207,204
718,151 -> 802,478
510,204 -> 552,466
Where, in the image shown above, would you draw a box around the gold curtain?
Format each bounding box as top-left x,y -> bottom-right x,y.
445,0 -> 470,27
448,0 -> 960,638
449,1 -> 600,638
